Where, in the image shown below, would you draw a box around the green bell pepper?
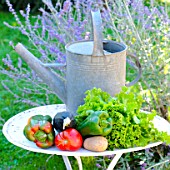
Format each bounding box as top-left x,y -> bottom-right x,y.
77,110 -> 113,136
23,115 -> 55,148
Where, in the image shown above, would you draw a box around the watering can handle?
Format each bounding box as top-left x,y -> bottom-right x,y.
126,53 -> 142,87
91,10 -> 104,57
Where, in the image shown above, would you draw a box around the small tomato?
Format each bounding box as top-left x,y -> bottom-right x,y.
55,128 -> 83,151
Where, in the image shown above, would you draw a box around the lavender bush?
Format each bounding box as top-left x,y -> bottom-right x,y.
1,0 -> 170,169
103,0 -> 170,120
1,0 -> 96,107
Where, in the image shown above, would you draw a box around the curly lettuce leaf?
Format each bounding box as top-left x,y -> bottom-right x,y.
76,87 -> 170,149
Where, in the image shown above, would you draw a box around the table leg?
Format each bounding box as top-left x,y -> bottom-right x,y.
62,156 -> 72,170
74,156 -> 83,170
107,153 -> 123,170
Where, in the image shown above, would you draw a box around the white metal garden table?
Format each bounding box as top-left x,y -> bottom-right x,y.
3,104 -> 170,170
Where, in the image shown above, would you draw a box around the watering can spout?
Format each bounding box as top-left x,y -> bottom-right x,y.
14,43 -> 67,104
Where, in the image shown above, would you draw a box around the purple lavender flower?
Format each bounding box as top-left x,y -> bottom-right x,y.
6,0 -> 23,26
96,163 -> 101,168
9,41 -> 14,48
145,148 -> 150,153
19,10 -> 26,17
21,29 -> 28,35
63,0 -> 72,12
105,154 -> 115,159
142,163 -> 147,167
17,58 -> 22,68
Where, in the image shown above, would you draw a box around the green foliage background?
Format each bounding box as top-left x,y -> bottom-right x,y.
0,0 -> 170,169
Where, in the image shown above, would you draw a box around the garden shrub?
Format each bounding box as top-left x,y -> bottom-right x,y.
0,0 -> 170,169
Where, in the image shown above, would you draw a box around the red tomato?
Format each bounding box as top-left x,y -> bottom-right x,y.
55,128 -> 83,151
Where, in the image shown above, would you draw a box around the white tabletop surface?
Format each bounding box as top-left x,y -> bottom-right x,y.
3,104 -> 170,157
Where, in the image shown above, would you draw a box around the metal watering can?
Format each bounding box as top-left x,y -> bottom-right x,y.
15,10 -> 141,115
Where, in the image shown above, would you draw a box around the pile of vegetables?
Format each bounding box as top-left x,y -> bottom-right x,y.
23,87 -> 170,152
75,87 -> 170,150
24,112 -> 83,151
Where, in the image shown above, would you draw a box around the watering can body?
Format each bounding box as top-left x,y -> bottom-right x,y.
66,40 -> 127,114
15,10 -> 141,115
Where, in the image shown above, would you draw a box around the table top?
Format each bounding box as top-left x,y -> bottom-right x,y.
2,104 -> 170,157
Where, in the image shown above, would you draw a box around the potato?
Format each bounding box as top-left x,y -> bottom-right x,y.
83,136 -> 108,152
